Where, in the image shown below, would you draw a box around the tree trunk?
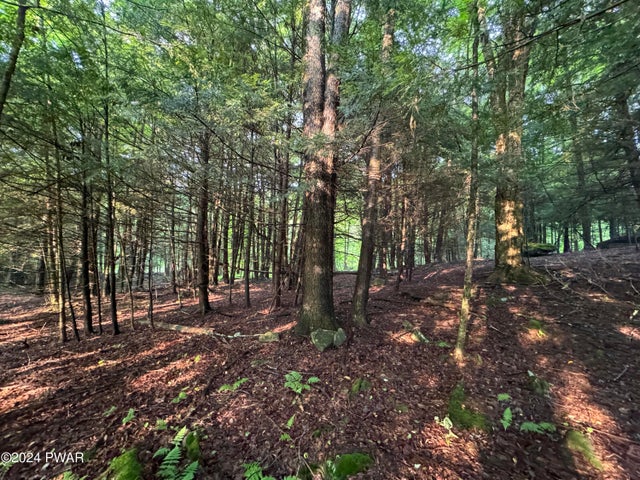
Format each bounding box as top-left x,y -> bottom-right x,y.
196,132 -> 212,314
0,0 -> 28,125
480,4 -> 537,283
456,3 -> 480,361
297,0 -> 337,335
614,92 -> 640,208
352,6 -> 393,326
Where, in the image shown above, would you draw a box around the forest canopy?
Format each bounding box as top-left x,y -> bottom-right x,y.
0,0 -> 638,338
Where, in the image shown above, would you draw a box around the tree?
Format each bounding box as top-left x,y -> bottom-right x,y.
296,0 -> 351,335
0,0 -> 28,124
479,1 -> 538,282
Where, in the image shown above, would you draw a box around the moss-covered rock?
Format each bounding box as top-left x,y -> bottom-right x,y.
311,329 -> 336,352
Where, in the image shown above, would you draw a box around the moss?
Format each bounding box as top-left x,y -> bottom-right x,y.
447,384 -> 488,431
487,266 -> 548,285
566,430 -> 603,471
105,448 -> 142,480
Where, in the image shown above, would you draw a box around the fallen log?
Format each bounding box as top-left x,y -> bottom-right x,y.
136,319 -> 280,343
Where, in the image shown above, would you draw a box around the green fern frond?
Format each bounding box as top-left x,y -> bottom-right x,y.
157,446 -> 182,480
172,426 -> 189,446
179,461 -> 199,480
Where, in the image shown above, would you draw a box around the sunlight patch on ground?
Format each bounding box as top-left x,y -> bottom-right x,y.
0,384 -> 53,414
273,321 -> 296,333
617,325 -> 640,341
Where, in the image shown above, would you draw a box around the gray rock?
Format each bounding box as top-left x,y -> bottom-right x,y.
258,331 -> 279,342
333,328 -> 347,347
311,329 -> 336,352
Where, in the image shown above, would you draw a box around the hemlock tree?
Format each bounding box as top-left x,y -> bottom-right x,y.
296,0 -> 351,335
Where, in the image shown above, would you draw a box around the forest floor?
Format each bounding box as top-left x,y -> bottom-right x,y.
1,247 -> 639,480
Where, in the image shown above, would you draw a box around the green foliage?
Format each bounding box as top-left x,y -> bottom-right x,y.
350,377 -> 372,396
434,415 -> 458,445
566,430 -> 603,470
500,407 -> 513,430
447,384 -> 488,431
218,377 -> 249,392
153,427 -> 200,480
527,370 -> 551,396
284,371 -> 319,395
171,388 -> 189,404
122,408 -> 136,425
323,453 -> 373,480
60,472 -> 87,480
519,421 -> 556,434
103,405 -> 117,417
242,462 -> 277,480
106,448 -> 143,480
497,393 -> 511,402
156,419 -> 169,431
526,319 -> 547,337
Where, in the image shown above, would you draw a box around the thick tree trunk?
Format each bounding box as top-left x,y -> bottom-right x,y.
480,4 -> 539,283
297,0 -> 352,335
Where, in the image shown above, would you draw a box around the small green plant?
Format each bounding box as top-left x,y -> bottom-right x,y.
122,408 -> 136,425
500,407 -> 513,430
280,414 -> 296,444
103,405 -> 117,417
519,421 -> 556,434
527,370 -> 550,396
242,463 -> 298,480
497,393 -> 511,402
102,448 -> 143,480
434,415 -> 458,445
218,377 -> 249,392
350,377 -> 372,396
447,384 -> 488,430
153,426 -> 200,480
156,419 -> 169,431
566,430 -> 603,470
436,341 -> 451,348
284,371 -> 319,395
527,318 -> 547,337
171,388 -> 189,404
322,453 -> 373,480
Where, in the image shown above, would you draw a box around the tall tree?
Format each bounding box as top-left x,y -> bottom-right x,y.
352,5 -> 394,326
296,0 -> 351,335
480,1 -> 537,282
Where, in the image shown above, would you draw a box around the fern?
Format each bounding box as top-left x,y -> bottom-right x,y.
219,377 -> 249,392
520,421 -> 556,434
154,426 -> 200,480
500,407 -> 513,430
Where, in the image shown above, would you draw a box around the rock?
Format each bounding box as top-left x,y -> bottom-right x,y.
333,328 -> 347,347
258,331 -> 279,343
311,329 -> 336,352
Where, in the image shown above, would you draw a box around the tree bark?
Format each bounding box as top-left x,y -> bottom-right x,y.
196,132 -> 212,314
352,7 -> 393,326
0,0 -> 28,125
455,2 -> 480,361
297,0 -> 339,335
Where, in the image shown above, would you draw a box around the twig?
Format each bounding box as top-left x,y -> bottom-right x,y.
488,324 -> 505,335
613,364 -> 629,382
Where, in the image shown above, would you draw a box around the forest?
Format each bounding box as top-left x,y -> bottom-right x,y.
0,0 -> 639,479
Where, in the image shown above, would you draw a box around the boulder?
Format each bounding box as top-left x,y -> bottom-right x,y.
311,329 -> 336,352
333,328 -> 347,347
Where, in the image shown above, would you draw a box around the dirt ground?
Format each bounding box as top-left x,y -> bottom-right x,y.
1,247 -> 639,479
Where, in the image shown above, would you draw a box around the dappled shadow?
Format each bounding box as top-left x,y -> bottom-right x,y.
0,251 -> 638,478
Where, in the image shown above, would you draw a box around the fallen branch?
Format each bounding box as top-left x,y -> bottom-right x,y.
137,319 -> 261,339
